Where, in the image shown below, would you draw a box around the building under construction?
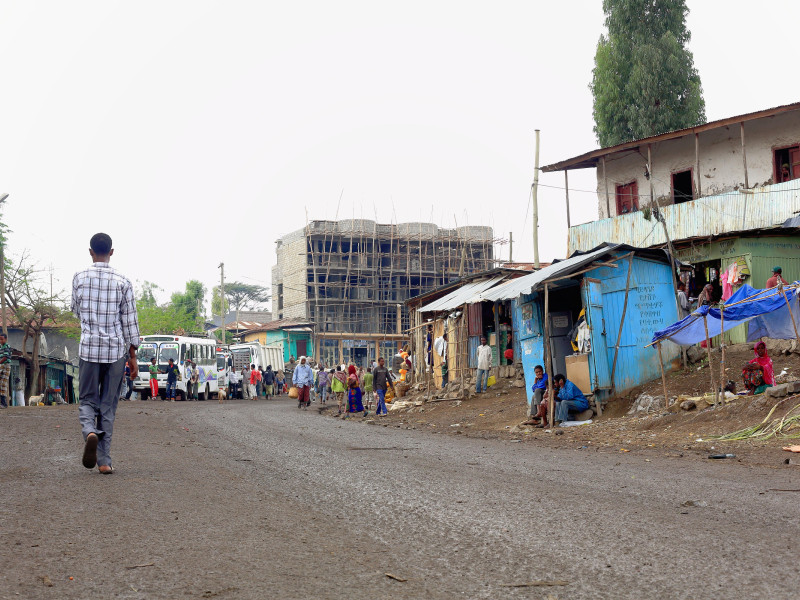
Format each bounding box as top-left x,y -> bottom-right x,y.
272,219 -> 495,367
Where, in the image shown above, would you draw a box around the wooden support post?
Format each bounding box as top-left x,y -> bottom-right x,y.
339,338 -> 344,366
702,315 -> 718,406
695,133 -> 701,198
564,170 -> 571,229
740,122 -> 749,189
543,284 -> 556,427
647,144 -> 654,206
610,252 -> 635,392
719,306 -> 726,398
656,342 -> 669,409
493,301 -> 501,373
602,156 -> 611,218
779,285 -> 800,343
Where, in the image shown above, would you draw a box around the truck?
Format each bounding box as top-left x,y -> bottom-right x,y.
228,341 -> 285,374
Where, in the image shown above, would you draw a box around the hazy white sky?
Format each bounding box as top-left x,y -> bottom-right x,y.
2,1 -> 798,312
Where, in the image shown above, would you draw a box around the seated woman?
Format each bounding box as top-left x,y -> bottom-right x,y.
742,341 -> 775,395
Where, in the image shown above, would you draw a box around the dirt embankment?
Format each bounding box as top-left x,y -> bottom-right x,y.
325,344 -> 800,468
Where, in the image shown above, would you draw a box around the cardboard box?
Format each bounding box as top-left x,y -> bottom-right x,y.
565,353 -> 591,394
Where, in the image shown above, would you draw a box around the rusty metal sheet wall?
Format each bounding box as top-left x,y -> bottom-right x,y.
568,181 -> 800,254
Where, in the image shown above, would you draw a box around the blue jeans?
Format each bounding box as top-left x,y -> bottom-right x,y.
556,399 -> 587,422
376,388 -> 387,415
475,369 -> 489,393
165,381 -> 176,400
78,357 -> 125,468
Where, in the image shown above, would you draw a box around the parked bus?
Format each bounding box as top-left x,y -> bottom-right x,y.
134,335 -> 219,400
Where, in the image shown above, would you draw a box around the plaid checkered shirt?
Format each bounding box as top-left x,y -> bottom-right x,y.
72,262 -> 140,363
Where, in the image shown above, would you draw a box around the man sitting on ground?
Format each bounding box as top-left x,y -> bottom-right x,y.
553,373 -> 589,424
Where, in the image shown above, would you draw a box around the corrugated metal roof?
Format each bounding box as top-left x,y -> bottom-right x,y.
568,180 -> 800,253
542,101 -> 800,172
416,277 -> 508,313
479,247 -> 613,302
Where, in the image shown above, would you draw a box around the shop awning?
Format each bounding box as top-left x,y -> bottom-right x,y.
416,276 -> 508,313
478,247 -> 612,302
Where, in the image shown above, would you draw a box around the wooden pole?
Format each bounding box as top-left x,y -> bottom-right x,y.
656,342 -> 669,409
719,305 -> 726,398
702,314 -> 718,406
509,231 -> 513,263
778,285 -> 800,343
543,284 -> 556,427
694,133 -> 701,198
647,144 -> 654,206
532,129 -> 541,269
564,170 -> 571,229
602,156 -> 611,218
610,252 -> 635,392
740,122 -> 749,189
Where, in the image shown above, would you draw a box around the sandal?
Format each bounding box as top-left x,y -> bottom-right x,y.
98,465 -> 114,475
82,433 -> 98,469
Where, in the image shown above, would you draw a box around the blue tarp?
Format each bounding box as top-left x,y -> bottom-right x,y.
650,284 -> 800,347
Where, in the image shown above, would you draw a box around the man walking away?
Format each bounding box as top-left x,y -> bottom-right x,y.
164,358 -> 180,401
373,357 -> 395,417
148,358 -> 159,400
293,356 -> 313,409
0,333 -> 11,408
73,233 -> 139,474
263,365 -> 275,399
475,336 -> 492,394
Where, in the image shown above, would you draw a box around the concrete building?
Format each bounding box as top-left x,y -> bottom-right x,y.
272,219 -> 495,367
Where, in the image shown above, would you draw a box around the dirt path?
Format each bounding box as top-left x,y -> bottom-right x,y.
2,399 -> 799,599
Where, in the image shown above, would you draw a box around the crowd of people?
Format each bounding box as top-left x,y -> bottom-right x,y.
289,355 -> 396,418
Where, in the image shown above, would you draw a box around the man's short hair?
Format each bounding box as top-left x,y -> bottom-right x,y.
534,364 -> 543,371
90,233 -> 112,255
554,374 -> 566,384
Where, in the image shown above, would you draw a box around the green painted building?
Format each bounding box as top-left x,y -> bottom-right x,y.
674,233 -> 800,343
241,318 -> 314,363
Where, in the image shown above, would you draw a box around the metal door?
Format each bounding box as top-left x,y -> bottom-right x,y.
581,279 -> 612,391
548,311 -> 573,378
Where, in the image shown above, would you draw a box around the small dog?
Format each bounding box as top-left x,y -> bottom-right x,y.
217,388 -> 227,403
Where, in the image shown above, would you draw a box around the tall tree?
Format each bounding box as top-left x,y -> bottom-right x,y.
4,252 -> 75,396
224,282 -> 270,313
136,282 -> 196,336
170,280 -> 206,327
590,0 -> 705,147
210,285 -> 230,316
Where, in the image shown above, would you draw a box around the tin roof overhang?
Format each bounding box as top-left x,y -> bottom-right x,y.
541,101 -> 800,173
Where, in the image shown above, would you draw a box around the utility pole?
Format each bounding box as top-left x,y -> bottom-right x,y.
49,264 -> 53,299
0,193 -> 9,337
509,231 -> 513,263
219,262 -> 225,344
531,129 -> 541,269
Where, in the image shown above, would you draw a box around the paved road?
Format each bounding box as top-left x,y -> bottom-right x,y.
1,398 -> 798,599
